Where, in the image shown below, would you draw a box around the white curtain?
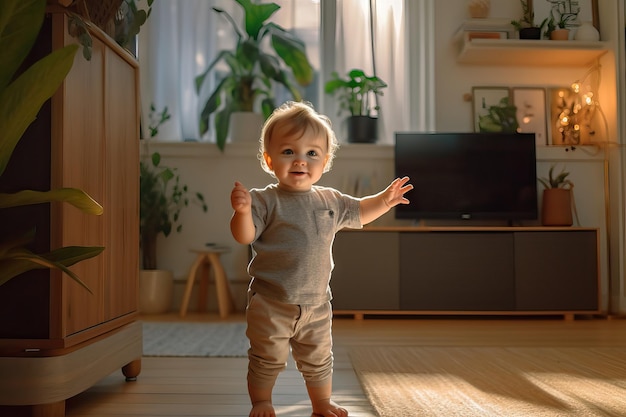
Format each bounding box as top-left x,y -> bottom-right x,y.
335,0 -> 410,143
139,0 -> 223,141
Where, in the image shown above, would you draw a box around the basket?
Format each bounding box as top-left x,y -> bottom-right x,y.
76,0 -> 123,31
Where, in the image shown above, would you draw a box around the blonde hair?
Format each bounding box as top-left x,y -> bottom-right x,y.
258,101 -> 339,176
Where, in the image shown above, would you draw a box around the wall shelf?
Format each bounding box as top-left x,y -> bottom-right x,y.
457,39 -> 609,67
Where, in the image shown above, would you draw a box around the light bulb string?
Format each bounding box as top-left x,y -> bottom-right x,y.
563,60 -> 608,153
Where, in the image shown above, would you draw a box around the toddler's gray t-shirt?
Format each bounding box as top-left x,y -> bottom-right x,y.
248,184 -> 362,305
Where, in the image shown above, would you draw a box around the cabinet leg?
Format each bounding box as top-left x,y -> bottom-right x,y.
122,358 -> 142,381
563,313 -> 575,321
32,401 -> 65,417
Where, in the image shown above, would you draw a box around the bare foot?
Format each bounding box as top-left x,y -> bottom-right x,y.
250,400 -> 276,417
311,399 -> 348,417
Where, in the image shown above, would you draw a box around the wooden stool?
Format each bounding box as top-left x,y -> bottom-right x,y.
179,247 -> 235,318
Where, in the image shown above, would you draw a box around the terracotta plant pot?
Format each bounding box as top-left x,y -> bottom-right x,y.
550,29 -> 570,40
541,188 -> 573,226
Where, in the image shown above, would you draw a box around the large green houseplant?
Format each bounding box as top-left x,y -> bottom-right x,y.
0,0 -> 104,290
324,68 -> 387,143
194,0 -> 314,151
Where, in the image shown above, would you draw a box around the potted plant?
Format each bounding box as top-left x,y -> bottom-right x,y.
324,68 -> 388,143
511,0 -> 548,40
194,0 -> 314,151
114,0 -> 154,52
0,0 -> 104,290
538,165 -> 574,226
544,10 -> 576,40
139,106 -> 208,313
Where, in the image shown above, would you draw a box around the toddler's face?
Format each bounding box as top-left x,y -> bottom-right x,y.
263,126 -> 329,192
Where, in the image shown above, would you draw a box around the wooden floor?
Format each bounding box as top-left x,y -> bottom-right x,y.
63,313 -> 626,417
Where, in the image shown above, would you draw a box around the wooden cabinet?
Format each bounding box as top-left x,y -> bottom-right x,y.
399,232 -> 516,311
0,11 -> 141,416
332,232 -> 399,310
515,231 -> 599,310
332,227 -> 600,318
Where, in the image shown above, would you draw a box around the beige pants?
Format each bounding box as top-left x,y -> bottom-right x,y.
246,292 -> 334,388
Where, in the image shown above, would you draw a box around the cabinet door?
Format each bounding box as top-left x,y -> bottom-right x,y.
399,232 -> 516,311
59,33 -> 106,336
515,231 -> 599,311
103,46 -> 139,321
331,231 -> 399,310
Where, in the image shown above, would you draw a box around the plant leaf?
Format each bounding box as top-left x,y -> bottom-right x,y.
268,23 -> 313,86
214,106 -> 232,151
236,0 -> 280,39
0,188 -> 103,215
0,0 -> 45,92
0,246 -> 104,291
0,44 -> 79,177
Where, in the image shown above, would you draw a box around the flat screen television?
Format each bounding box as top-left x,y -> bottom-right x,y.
395,132 -> 538,222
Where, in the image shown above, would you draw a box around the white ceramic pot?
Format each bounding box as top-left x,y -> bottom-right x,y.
574,21 -> 600,42
228,112 -> 264,142
139,269 -> 174,314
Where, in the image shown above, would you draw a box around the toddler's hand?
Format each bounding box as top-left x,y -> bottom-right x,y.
383,176 -> 413,208
231,181 -> 252,213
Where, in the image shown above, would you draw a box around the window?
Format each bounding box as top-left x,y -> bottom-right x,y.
138,0 -> 431,143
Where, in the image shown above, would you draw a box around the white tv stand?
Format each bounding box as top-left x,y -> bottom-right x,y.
331,226 -> 600,320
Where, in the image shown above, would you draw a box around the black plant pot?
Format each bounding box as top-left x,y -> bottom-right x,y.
519,27 -> 542,40
347,116 -> 378,143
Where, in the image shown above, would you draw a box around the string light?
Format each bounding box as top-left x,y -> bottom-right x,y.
554,63 -> 604,147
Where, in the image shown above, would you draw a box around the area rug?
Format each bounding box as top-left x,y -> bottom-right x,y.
142,322 -> 249,357
350,346 -> 626,417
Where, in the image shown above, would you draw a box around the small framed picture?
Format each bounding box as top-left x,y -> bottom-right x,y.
512,87 -> 547,146
472,87 -> 511,132
531,0 -> 599,34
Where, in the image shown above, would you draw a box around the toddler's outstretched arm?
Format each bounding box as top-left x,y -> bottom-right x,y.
359,176 -> 413,225
230,181 -> 255,244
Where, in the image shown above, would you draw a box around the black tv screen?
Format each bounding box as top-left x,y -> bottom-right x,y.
395,132 -> 538,222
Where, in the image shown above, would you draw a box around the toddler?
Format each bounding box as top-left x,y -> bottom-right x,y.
230,101 -> 412,417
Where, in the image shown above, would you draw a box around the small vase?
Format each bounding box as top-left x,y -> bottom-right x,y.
467,0 -> 490,19
574,21 -> 600,41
